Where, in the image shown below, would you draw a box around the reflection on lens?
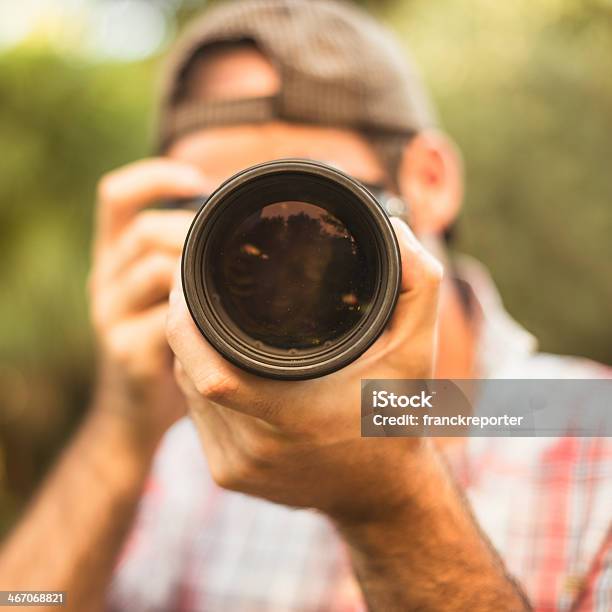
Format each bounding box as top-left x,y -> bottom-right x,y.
211,201 -> 375,350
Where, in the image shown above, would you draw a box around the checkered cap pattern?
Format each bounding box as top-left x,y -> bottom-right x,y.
156,0 -> 437,176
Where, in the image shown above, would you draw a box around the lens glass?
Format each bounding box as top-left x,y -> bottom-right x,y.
210,201 -> 376,351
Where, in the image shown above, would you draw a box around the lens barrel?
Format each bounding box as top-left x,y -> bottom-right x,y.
182,159 -> 401,380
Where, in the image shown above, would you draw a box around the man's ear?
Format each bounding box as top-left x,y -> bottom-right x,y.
397,130 -> 463,235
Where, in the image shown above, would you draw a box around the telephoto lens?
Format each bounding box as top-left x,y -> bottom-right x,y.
182,159 -> 401,380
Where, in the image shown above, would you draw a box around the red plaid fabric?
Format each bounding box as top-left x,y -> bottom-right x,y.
108,258 -> 612,611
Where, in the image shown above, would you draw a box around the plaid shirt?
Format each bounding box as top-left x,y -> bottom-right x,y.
108,257 -> 612,611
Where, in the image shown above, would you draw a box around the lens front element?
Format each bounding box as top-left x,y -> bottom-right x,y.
213,200 -> 375,351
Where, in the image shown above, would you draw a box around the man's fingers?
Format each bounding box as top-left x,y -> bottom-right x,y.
95,253 -> 177,324
105,301 -> 172,377
166,279 -> 265,411
383,219 -> 443,351
96,157 -> 211,243
390,218 -> 444,296
167,284 -> 237,397
97,210 -> 194,283
167,285 -> 316,425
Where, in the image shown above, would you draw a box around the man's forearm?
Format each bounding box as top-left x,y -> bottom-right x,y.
0,403 -> 156,611
335,442 -> 531,611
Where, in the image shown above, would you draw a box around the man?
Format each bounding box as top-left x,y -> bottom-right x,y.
0,1 -> 609,610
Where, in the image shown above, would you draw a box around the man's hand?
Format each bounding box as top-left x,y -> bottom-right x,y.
166,221 -> 530,610
166,218 -> 442,519
90,158 -> 210,450
0,158 -> 214,611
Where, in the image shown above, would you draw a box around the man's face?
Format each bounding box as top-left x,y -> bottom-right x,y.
166,45 -> 389,191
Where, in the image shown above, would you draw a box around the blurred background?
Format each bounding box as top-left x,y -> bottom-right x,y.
0,0 -> 611,535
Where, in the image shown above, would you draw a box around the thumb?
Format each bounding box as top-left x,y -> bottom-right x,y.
385,218 -> 443,343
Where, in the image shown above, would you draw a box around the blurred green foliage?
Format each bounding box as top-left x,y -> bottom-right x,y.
0,0 -> 611,534
0,52 -> 155,532
391,0 -> 612,365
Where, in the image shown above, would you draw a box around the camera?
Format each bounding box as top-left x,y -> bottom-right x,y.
181,159 -> 402,380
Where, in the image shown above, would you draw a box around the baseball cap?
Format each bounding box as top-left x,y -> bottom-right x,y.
157,0 -> 437,178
